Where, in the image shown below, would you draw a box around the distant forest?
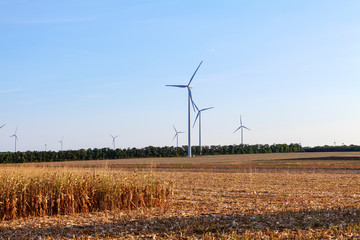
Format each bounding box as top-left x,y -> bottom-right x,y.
0,144 -> 359,164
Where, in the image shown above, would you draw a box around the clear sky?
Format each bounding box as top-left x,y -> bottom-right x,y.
0,0 -> 359,152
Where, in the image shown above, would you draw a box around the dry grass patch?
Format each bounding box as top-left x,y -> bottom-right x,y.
0,167 -> 172,220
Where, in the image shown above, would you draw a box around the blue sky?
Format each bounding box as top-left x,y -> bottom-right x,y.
0,0 -> 359,152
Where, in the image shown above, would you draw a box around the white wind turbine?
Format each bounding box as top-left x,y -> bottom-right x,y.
10,127 -> 18,152
166,61 -> 203,157
110,134 -> 119,150
233,115 -> 250,145
59,137 -> 64,151
193,104 -> 214,155
172,125 -> 184,148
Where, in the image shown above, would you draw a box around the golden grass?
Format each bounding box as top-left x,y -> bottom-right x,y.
0,167 -> 172,220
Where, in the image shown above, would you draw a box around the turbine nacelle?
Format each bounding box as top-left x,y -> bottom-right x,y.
110,134 -> 119,150
233,115 -> 250,145
10,127 -> 18,152
166,61 -> 203,157
172,125 -> 184,147
193,105 -> 214,128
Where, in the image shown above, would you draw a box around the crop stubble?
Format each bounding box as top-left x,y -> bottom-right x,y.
1,152 -> 360,239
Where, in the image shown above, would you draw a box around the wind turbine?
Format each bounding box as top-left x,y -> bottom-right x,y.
59,137 -> 64,151
110,134 -> 119,150
172,125 -> 184,148
193,104 -> 214,155
166,61 -> 203,157
10,127 -> 18,152
233,115 -> 250,145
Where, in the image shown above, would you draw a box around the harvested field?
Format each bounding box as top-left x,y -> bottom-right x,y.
12,151 -> 360,172
1,152 -> 360,239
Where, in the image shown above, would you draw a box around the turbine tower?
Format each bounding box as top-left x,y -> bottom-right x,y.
10,127 -> 18,152
233,115 -> 250,145
193,104 -> 214,155
110,134 -> 119,150
172,125 -> 184,148
59,137 -> 64,151
166,61 -> 203,157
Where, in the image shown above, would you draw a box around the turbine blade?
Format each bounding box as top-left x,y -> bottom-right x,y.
244,126 -> 251,131
193,102 -> 200,112
193,112 -> 200,128
188,61 -> 203,86
233,126 -> 241,133
188,89 -> 196,112
165,85 -> 187,88
200,107 -> 214,112
178,131 -> 185,133
110,134 -> 114,138
173,125 -> 177,133
115,135 -> 119,138
172,133 -> 178,141
0,124 -> 5,129
240,115 -> 242,126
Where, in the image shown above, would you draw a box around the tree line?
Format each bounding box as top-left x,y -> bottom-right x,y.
303,145 -> 360,152
2,144 -> 359,164
0,143 -> 304,164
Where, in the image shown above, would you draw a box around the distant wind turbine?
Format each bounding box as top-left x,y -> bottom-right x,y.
59,137 -> 64,151
233,115 -> 250,145
10,127 -> 18,152
110,134 -> 119,150
193,104 -> 214,155
166,61 -> 203,157
172,125 -> 184,148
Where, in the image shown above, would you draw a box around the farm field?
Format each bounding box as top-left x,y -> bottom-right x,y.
1,152 -> 360,239
17,151 -> 360,172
